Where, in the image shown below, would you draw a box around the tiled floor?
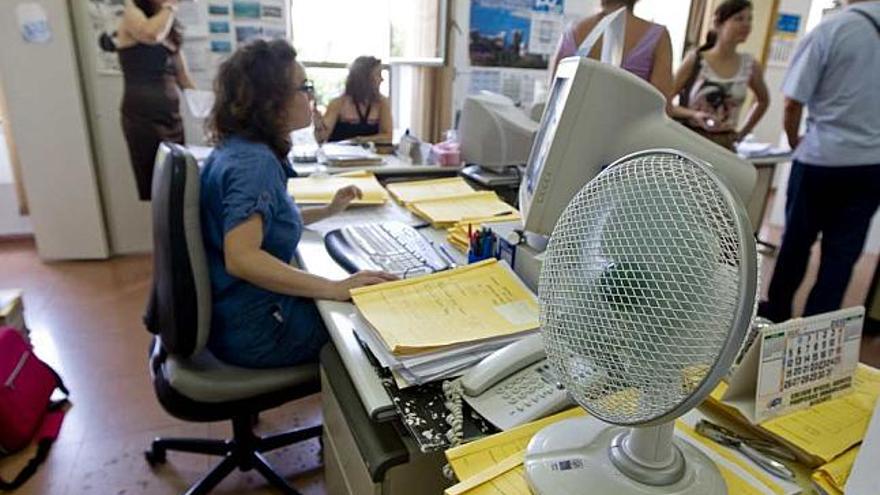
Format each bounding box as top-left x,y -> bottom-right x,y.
0,225 -> 878,494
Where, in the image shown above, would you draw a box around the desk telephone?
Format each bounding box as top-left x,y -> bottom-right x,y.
460,334 -> 573,430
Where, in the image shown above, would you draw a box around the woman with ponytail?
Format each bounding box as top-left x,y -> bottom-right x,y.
671,0 -> 769,150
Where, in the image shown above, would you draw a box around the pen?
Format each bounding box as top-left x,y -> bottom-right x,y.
695,420 -> 796,482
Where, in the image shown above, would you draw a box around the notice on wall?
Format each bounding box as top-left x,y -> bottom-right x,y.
768,13 -> 801,68
469,0 -> 565,69
17,3 -> 53,44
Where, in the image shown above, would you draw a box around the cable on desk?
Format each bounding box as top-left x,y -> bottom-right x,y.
441,379 -> 465,480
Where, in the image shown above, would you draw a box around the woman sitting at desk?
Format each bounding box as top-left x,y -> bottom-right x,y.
313,55 -> 393,144
201,40 -> 396,368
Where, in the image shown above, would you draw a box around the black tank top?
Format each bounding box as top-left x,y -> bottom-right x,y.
328,100 -> 380,142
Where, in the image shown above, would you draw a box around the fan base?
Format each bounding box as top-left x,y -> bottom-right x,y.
524,417 -> 726,495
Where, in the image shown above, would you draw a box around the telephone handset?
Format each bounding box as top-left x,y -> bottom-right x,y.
460,334 -> 573,430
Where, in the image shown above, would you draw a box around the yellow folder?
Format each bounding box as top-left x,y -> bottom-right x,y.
386,177 -> 477,205
409,191 -> 520,228
287,172 -> 388,205
706,365 -> 880,466
351,259 -> 539,355
444,408 -> 792,495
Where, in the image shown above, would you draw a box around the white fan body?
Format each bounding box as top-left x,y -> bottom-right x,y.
525,418 -> 724,494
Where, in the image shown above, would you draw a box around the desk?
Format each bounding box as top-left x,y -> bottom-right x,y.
745,154 -> 791,252
296,200 -> 465,494
187,144 -> 461,179
293,153 -> 462,178
295,173 -> 825,495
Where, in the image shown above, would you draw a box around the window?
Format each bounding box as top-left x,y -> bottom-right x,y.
290,0 -> 446,65
290,0 -> 448,138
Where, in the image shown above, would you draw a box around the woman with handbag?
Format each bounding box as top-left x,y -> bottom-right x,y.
671,0 -> 769,151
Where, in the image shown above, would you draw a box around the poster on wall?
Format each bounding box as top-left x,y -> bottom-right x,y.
469,0 -> 565,69
85,0 -> 288,75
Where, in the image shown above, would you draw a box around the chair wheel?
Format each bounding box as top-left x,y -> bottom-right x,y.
145,448 -> 167,466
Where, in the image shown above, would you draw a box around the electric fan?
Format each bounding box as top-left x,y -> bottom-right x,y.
525,150 -> 757,494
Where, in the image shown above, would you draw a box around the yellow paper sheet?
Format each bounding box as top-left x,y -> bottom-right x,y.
445,408 -> 786,495
386,177 -> 476,205
287,173 -> 388,204
351,259 -> 539,355
810,446 -> 859,495
760,365 -> 880,463
409,192 -> 519,228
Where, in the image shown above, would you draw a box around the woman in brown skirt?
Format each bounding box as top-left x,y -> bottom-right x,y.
116,0 -> 195,200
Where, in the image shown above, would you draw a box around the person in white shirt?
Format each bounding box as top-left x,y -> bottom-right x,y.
759,0 -> 880,322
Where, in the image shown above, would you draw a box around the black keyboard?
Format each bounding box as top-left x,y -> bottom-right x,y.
324,222 -> 452,278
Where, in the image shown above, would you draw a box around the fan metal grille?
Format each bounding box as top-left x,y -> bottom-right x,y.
539,151 -> 753,426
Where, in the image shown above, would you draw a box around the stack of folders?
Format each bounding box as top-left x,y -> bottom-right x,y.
409,191 -> 519,229
319,143 -> 383,167
386,177 -> 477,205
287,171 -> 389,205
350,259 -> 540,387
443,408 -> 802,495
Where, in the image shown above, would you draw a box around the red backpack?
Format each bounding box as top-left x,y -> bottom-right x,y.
0,327 -> 68,490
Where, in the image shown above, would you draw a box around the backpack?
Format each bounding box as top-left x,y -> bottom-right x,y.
0,327 -> 68,491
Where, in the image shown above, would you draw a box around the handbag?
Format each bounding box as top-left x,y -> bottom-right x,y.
0,327 -> 68,491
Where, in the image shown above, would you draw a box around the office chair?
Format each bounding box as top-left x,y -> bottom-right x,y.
143,143 -> 322,495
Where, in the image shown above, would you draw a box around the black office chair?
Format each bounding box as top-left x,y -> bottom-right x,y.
143,143 -> 322,495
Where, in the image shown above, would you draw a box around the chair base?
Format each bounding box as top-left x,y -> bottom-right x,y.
145,415 -> 322,495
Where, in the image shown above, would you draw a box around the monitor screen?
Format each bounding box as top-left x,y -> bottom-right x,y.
524,75 -> 572,195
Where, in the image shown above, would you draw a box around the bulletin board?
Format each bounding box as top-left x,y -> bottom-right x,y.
85,0 -> 289,77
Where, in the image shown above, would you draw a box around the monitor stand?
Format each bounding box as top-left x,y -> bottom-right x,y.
460,164 -> 523,188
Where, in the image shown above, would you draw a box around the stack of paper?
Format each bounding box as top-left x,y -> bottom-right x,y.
386,177 -> 476,205
351,259 -> 539,386
319,143 -> 383,167
287,171 -> 388,205
444,408 -> 801,495
705,364 -> 880,467
409,191 -> 520,229
811,446 -> 858,495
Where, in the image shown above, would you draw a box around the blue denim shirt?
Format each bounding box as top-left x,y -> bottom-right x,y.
200,136 -> 324,367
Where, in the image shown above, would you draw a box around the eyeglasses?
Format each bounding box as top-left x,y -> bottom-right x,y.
297,80 -> 315,96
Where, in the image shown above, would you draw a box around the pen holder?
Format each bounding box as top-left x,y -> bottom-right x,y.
467,229 -> 499,264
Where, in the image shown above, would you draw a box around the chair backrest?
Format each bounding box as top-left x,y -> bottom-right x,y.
150,143 -> 211,357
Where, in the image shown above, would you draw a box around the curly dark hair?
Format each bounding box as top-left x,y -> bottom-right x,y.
206,39 -> 299,159
345,56 -> 382,109
134,0 -> 182,48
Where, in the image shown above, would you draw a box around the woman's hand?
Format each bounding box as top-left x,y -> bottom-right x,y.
330,271 -> 399,301
327,185 -> 362,215
691,111 -> 718,131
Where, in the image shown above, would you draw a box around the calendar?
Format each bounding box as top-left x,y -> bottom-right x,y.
755,307 -> 863,422
722,307 -> 864,424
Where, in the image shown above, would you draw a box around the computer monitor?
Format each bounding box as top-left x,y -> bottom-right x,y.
519,57 -> 757,236
459,92 -> 539,171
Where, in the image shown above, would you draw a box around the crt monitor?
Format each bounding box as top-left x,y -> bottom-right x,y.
459,92 -> 539,171
519,57 -> 757,237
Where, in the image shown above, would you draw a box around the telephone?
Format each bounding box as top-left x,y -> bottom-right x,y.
460,334 -> 573,430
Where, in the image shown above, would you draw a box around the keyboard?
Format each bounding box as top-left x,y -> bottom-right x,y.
324,222 -> 452,278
